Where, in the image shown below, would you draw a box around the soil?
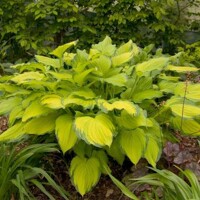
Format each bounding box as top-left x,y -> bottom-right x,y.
32,154 -> 132,200
0,116 -> 199,200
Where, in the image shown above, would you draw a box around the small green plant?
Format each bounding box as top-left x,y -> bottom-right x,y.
179,41 -> 200,68
0,141 -> 69,200
131,167 -> 200,200
0,36 -> 199,197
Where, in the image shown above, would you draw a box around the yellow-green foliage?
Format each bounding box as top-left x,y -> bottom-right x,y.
0,37 -> 199,196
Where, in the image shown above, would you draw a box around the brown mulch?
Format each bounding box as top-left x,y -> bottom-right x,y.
0,116 -> 8,133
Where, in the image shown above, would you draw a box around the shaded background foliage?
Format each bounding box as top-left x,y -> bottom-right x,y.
0,0 -> 200,63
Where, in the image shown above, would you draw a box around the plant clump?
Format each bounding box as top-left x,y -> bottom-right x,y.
0,36 -> 199,197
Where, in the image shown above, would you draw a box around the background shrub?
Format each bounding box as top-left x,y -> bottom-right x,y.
0,0 -> 200,63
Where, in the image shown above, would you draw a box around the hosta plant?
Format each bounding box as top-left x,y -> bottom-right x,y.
0,36 -> 199,197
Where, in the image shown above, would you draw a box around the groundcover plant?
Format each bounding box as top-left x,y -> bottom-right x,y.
0,142 -> 69,200
132,167 -> 200,200
0,36 -> 199,197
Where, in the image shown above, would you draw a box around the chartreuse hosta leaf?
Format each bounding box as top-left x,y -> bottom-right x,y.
112,39 -> 139,67
122,76 -> 162,103
132,89 -> 162,103
11,72 -> 45,84
143,44 -> 155,54
111,51 -> 133,67
63,52 -> 76,66
50,40 -> 78,59
70,156 -> 101,196
71,88 -> 96,99
0,122 -> 25,141
11,62 -> 46,73
166,65 -> 199,72
104,73 -> 127,87
0,97 -> 22,115
24,112 -> 59,135
158,80 -> 178,93
35,55 -> 60,69
120,128 -> 146,164
73,68 -> 94,86
135,57 -> 169,76
0,83 -> 20,93
159,73 -> 180,81
63,88 -> 96,109
143,120 -> 162,167
170,104 -> 200,118
89,55 -> 111,76
171,117 -> 200,136
70,50 -> 88,73
165,96 -> 185,106
55,114 -> 78,153
144,137 -> 160,167
19,80 -> 45,91
41,94 -> 64,109
64,96 -> 96,109
22,92 -> 43,108
120,120 -> 161,167
174,83 -> 200,101
19,80 -> 46,90
98,99 -> 137,115
48,71 -> 72,81
8,89 -> 30,97
116,40 -> 133,55
22,99 -> 52,122
92,36 -> 116,56
0,85 -> 28,96
165,97 -> 200,118
74,113 -> 115,147
116,110 -> 153,130
9,105 -> 24,125
89,48 -> 101,59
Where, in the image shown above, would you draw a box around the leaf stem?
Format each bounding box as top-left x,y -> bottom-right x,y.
181,74 -> 189,131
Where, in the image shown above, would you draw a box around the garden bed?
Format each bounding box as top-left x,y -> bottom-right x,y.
1,116 -> 199,199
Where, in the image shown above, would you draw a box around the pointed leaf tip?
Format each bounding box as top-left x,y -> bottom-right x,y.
120,128 -> 146,165
50,40 -> 78,58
